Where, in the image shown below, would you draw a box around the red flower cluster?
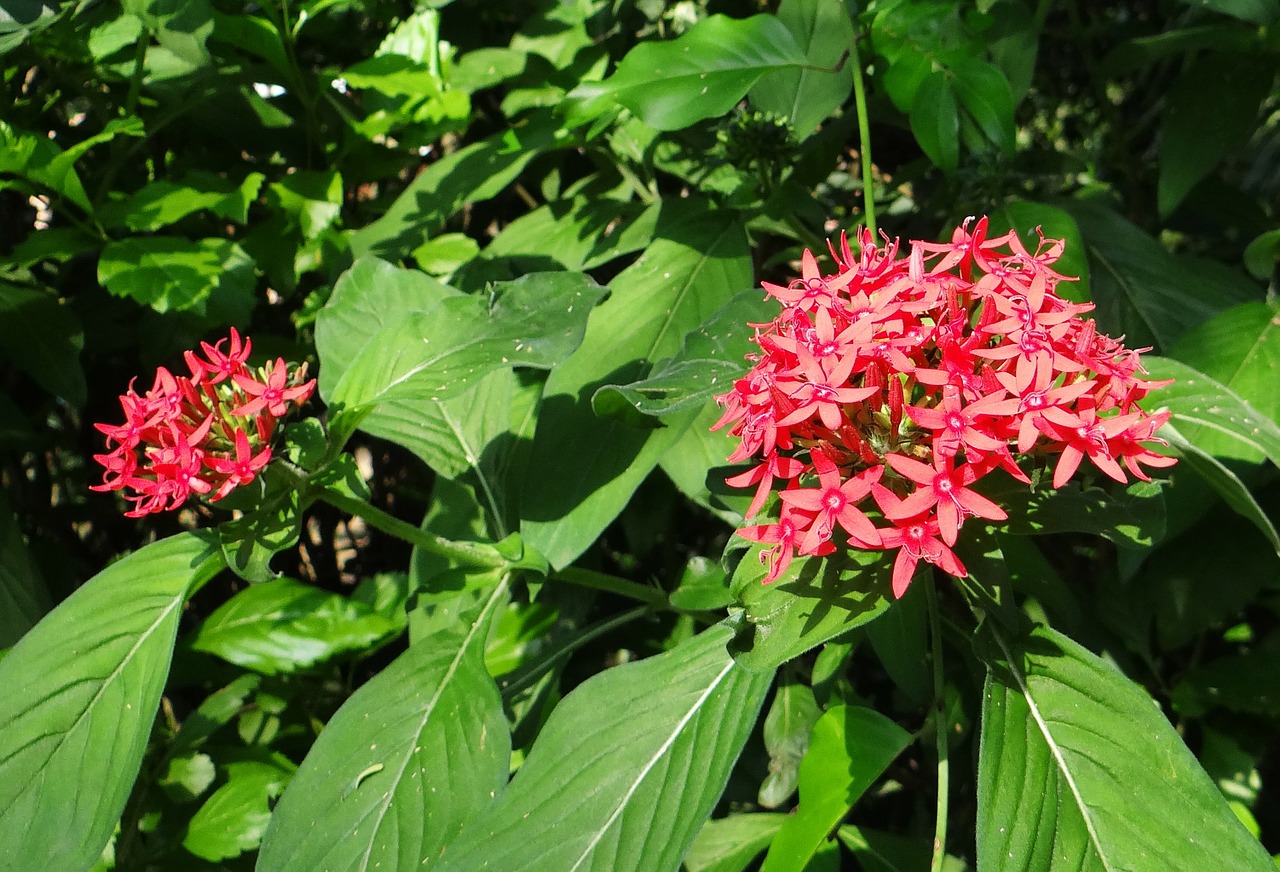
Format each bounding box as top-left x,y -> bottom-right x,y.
92,329 -> 316,517
713,219 -> 1175,597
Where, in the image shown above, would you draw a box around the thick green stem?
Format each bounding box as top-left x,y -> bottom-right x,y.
318,487 -> 507,570
925,576 -> 949,872
556,567 -> 668,606
848,23 -> 877,238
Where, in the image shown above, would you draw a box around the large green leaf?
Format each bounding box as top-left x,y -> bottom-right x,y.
977,624 -> 1273,871
184,758 -> 294,861
348,111 -> 559,258
978,478 -> 1166,547
1143,356 -> 1280,466
1158,54 -> 1272,217
257,582 -> 511,871
1061,198 -> 1259,350
0,533 -> 223,872
520,199 -> 753,569
910,71 -> 960,174
593,290 -> 774,421
684,813 -> 787,872
1169,300 -> 1280,457
189,577 -> 402,674
761,706 -> 911,872
0,280 -> 85,406
748,0 -> 855,137
330,270 -> 605,415
435,623 -> 773,872
569,15 -> 807,131
0,491 -> 51,647
730,547 -> 894,672
97,236 -> 257,321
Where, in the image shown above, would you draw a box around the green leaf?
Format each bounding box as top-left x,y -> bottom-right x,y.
1171,0 -> 1278,24
102,171 -> 265,231
258,583 -> 511,871
97,236 -> 257,321
730,547 -> 894,672
1158,55 -> 1272,217
978,477 -> 1166,547
348,111 -> 560,259
910,72 -> 960,174
184,759 -> 293,861
593,290 -> 774,421
759,675 -> 822,808
1169,300 -> 1280,454
1172,637 -> 1280,718
435,622 -> 773,872
951,58 -> 1016,154
1143,355 -> 1280,466
978,624 -> 1274,871
0,1 -> 59,55
1061,198 -> 1259,350
520,199 -> 753,569
685,813 -> 787,872
573,14 -> 807,131
748,0 -> 855,137
189,577 -> 402,674
332,270 -> 604,409
1243,228 -> 1280,279
217,474 -> 303,584
761,706 -> 911,872
0,533 -> 222,872
0,280 -> 86,406
0,492 -> 50,648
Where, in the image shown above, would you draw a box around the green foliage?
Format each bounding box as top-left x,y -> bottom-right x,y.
2,0 -> 1278,869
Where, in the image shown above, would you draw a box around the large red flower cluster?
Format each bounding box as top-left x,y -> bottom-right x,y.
713,219 -> 1174,597
92,329 -> 315,517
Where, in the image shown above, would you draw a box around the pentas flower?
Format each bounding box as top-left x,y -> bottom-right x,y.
92,329 -> 315,518
714,218 -> 1176,597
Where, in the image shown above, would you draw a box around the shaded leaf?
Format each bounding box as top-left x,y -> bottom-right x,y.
730,547 -> 894,672
685,813 -> 787,872
985,201 -> 1089,302
0,280 -> 85,406
759,676 -> 821,808
979,477 -> 1166,547
0,533 -> 222,872
910,72 -> 959,174
761,706 -> 911,872
977,624 -> 1273,871
184,759 -> 293,861
435,623 -> 773,872
97,236 -> 257,322
0,491 -> 51,647
520,199 -> 753,569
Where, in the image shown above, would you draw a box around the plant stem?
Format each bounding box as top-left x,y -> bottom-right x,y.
556,566 -> 668,606
848,21 -> 877,238
318,487 -> 507,570
925,575 -> 949,872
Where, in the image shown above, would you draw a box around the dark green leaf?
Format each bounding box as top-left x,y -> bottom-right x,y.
730,547 -> 894,672
761,706 -> 911,872
593,290 -> 774,420
951,58 -> 1015,154
520,199 -> 753,569
1171,0 -> 1278,25
985,201 -> 1090,302
434,623 -> 773,872
0,492 -> 50,648
190,577 -> 402,674
1061,198 -> 1259,350
1158,55 -> 1272,217
1243,228 -> 1280,279
978,624 -> 1274,871
0,281 -> 85,406
979,477 -> 1166,547
759,675 -> 821,808
258,584 -> 511,870
910,72 -> 959,173
0,533 -> 222,872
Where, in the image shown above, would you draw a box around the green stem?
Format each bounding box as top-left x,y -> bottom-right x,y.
925,575 -> 949,872
556,566 -> 668,606
318,487 -> 507,570
848,23 -> 877,238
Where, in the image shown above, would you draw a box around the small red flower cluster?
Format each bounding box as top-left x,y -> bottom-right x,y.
92,329 -> 316,517
713,218 -> 1175,597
